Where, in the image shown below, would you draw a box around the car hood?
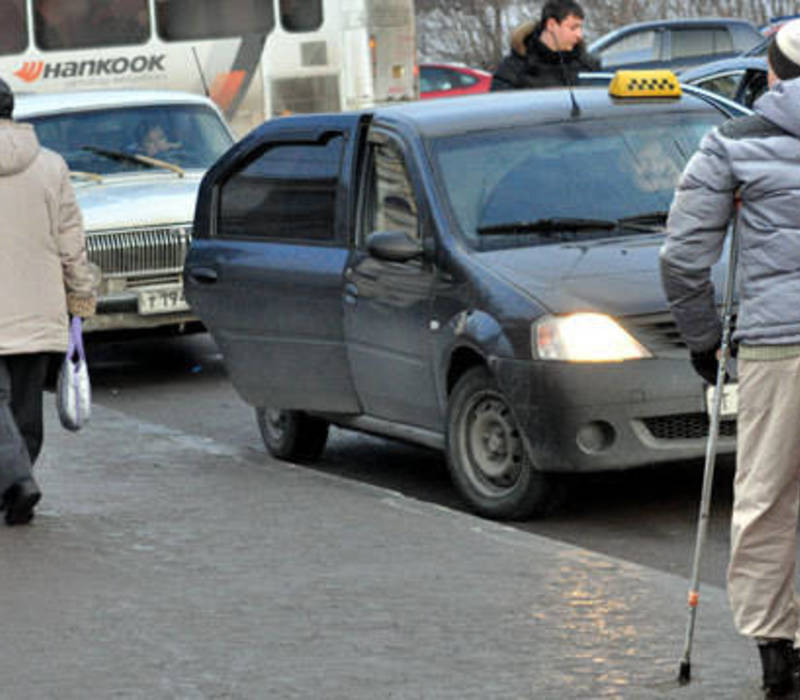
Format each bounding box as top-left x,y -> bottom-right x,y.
475,234 -> 727,317
679,55 -> 766,80
74,171 -> 204,231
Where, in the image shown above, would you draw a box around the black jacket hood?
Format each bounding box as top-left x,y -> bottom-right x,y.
511,21 -> 588,64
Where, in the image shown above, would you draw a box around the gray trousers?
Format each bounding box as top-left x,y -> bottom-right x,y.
0,354 -> 50,497
728,355 -> 800,644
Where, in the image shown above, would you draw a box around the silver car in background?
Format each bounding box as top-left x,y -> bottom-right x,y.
15,90 -> 235,334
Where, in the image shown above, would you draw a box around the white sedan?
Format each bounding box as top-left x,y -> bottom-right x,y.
16,90 -> 235,334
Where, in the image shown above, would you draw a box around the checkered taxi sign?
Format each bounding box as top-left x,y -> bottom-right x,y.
609,70 -> 682,98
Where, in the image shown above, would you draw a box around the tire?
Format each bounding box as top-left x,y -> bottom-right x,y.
255,408 -> 329,463
446,366 -> 559,520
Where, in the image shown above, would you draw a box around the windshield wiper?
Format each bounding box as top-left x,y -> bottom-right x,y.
69,170 -> 104,183
477,217 -> 617,236
79,146 -> 185,177
617,210 -> 669,231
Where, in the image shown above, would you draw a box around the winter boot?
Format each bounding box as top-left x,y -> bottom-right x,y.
759,639 -> 798,699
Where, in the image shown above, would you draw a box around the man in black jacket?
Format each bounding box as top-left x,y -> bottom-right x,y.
491,0 -> 599,90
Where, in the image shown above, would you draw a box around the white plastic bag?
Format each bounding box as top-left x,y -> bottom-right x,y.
56,317 -> 91,431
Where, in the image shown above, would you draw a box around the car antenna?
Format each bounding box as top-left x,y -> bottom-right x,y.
553,33 -> 581,117
191,47 -> 211,97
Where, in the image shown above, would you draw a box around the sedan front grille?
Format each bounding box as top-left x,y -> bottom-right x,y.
641,413 -> 737,440
624,311 -> 737,358
624,312 -> 686,352
87,226 -> 191,278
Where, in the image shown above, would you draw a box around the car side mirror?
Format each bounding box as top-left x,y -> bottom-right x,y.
366,230 -> 424,263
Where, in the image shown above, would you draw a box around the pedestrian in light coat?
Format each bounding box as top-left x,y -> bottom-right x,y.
0,77 -> 96,525
660,19 -> 800,699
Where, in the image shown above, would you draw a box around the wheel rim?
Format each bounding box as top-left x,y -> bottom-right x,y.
263,409 -> 288,443
457,390 -> 525,497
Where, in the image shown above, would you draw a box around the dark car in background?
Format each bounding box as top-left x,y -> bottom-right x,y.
589,18 -> 763,71
185,73 -> 747,520
420,63 -> 492,99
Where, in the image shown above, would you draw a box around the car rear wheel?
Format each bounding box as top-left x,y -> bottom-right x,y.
255,408 -> 329,463
446,367 -> 558,520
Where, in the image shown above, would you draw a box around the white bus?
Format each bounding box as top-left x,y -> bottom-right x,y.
0,0 -> 418,136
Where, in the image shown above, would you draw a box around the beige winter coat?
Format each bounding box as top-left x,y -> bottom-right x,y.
0,120 -> 95,354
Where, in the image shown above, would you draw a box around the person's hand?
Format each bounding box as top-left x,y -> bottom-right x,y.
690,343 -> 723,384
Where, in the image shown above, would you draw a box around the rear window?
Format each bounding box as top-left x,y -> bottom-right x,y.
33,0 -> 149,50
0,0 -> 27,55
431,110 -> 725,250
671,28 -> 733,59
280,0 -> 323,33
157,0 -> 274,41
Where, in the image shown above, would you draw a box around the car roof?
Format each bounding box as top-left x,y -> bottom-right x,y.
13,89 -> 220,118
369,85 -> 730,139
590,17 -> 759,50
596,17 -> 757,34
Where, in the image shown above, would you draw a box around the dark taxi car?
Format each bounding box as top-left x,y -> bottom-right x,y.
185,73 -> 747,520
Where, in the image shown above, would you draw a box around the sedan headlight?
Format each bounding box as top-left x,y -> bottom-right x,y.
533,313 -> 652,362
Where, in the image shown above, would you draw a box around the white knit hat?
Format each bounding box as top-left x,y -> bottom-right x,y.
769,18 -> 800,81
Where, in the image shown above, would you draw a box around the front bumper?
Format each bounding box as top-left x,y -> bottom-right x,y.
491,356 -> 736,473
84,288 -> 195,333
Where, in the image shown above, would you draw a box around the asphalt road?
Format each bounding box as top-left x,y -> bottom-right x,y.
84,332 -> 737,589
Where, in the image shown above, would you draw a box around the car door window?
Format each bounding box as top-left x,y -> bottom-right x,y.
361,138 -> 420,245
421,67 -> 454,92
671,29 -> 714,59
218,136 -> 344,242
713,28 -> 734,54
454,71 -> 478,87
695,71 -> 743,100
601,30 -> 658,64
742,70 -> 768,108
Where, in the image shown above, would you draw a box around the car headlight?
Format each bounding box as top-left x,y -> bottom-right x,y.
533,313 -> 652,362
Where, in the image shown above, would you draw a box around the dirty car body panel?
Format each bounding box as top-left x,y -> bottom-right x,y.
186,83 -> 747,519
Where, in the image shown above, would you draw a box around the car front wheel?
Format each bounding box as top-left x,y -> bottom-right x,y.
446,367 -> 557,520
255,408 -> 329,463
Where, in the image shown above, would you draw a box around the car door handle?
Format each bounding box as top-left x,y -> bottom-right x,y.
187,267 -> 218,284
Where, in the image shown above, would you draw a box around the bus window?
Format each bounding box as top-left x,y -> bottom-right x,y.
280,0 -> 323,33
0,0 -> 27,55
34,0 -> 149,51
157,0 -> 275,41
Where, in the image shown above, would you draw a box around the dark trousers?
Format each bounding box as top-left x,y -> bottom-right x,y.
0,353 -> 50,496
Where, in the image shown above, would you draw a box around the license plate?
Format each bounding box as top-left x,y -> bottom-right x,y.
137,286 -> 189,315
705,383 -> 738,417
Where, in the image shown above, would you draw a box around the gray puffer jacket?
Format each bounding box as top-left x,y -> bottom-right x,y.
661,77 -> 800,352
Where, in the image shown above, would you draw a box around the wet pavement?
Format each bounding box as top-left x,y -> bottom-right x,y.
0,402 -> 765,699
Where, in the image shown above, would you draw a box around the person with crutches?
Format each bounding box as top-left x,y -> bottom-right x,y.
660,18 -> 800,699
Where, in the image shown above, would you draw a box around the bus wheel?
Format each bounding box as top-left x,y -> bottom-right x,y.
256,408 -> 329,463
446,367 -> 557,520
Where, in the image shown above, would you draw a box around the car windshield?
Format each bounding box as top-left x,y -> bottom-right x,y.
23,104 -> 233,175
431,111 -> 723,250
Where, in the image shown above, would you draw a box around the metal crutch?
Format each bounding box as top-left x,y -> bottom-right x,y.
678,210 -> 740,685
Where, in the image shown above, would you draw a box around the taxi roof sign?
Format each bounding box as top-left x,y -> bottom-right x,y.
609,70 -> 682,98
